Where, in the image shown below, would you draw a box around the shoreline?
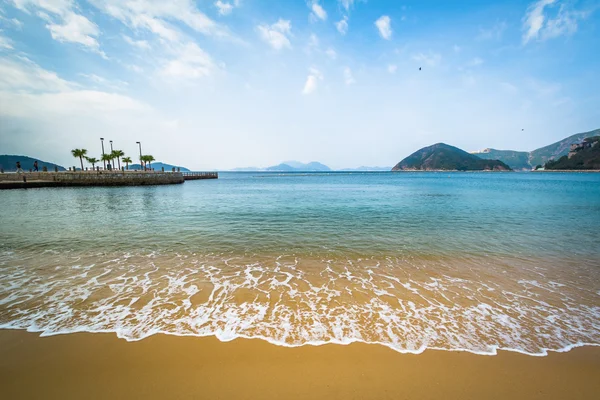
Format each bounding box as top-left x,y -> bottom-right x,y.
1,330 -> 599,400
4,325 -> 598,358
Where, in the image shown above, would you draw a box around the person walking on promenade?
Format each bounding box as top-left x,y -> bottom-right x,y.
16,161 -> 24,173
33,161 -> 39,172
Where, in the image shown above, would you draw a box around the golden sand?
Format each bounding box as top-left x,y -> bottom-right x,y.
0,330 -> 598,400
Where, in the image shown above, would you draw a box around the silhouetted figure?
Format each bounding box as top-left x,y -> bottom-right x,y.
107,162 -> 112,171
419,67 -> 422,71
33,161 -> 39,172
16,161 -> 24,173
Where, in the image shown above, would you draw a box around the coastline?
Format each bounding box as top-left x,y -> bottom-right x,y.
1,330 -> 599,400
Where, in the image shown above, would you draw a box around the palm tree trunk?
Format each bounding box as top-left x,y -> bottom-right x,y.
79,156 -> 84,171
117,157 -> 121,170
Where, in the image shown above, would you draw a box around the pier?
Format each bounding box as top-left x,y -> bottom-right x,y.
0,170 -> 217,190
182,171 -> 218,181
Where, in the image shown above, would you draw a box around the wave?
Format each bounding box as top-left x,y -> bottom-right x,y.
1,251 -> 599,356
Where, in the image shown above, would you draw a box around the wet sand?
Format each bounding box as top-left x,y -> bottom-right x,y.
1,330 -> 598,400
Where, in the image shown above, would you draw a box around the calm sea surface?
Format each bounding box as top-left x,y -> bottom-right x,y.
1,172 -> 599,355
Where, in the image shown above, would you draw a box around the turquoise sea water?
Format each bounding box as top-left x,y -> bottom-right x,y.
1,172 -> 599,355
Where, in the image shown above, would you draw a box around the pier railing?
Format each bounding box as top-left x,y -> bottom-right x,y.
182,171 -> 218,180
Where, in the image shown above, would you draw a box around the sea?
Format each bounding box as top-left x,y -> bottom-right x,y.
1,172 -> 599,356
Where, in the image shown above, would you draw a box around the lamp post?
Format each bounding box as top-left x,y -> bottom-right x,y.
100,137 -> 105,169
109,140 -> 114,171
136,141 -> 142,171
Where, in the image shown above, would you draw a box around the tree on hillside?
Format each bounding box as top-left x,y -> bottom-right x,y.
101,153 -> 113,170
71,149 -> 87,171
112,150 -> 125,170
86,157 -> 99,169
122,157 -> 132,170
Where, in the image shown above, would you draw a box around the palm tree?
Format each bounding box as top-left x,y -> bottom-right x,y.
101,153 -> 113,170
112,150 -> 125,170
141,155 -> 155,170
122,157 -> 132,170
86,157 -> 99,170
71,149 -> 87,171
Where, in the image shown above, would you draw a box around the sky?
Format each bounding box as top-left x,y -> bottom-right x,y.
0,0 -> 599,170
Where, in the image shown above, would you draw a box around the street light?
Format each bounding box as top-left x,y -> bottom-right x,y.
136,141 -> 142,171
100,138 -> 105,169
109,140 -> 114,171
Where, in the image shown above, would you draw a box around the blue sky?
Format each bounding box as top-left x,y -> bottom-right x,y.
0,0 -> 598,170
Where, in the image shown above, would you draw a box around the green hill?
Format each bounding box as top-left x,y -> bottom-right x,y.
0,155 -> 66,172
128,162 -> 190,172
472,128 -> 600,170
392,143 -> 511,171
545,137 -> 600,170
471,149 -> 531,171
529,129 -> 600,167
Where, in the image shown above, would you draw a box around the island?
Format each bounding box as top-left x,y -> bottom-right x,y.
392,143 -> 511,171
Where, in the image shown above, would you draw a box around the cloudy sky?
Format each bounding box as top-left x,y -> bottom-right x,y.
0,0 -> 598,170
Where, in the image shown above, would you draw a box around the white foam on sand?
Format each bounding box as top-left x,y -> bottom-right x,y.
1,252 -> 599,357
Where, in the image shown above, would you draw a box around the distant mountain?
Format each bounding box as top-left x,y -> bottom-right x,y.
471,149 -> 531,171
392,143 -> 511,171
128,162 -> 190,172
545,136 -> 600,170
265,163 -> 298,172
231,161 -> 331,172
472,128 -> 600,170
230,167 -> 264,172
339,166 -> 393,171
529,129 -> 600,167
263,161 -> 331,172
0,155 -> 66,172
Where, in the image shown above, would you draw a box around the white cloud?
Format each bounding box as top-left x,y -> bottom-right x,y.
375,15 -> 392,40
0,30 -> 14,49
130,14 -> 180,42
310,2 -> 327,21
11,1 -> 103,53
0,55 -> 72,91
522,0 -> 587,44
308,33 -> 319,48
46,11 -> 100,49
325,47 -> 337,60
123,35 -> 151,49
477,21 -> 507,41
412,52 -> 442,67
258,19 -> 292,50
0,55 -> 147,117
126,64 -> 144,73
343,67 -> 355,85
160,42 -> 217,80
339,0 -> 354,11
215,1 -> 233,16
12,18 -> 24,29
335,16 -> 348,35
0,15 -> 24,29
467,57 -> 484,67
79,73 -> 128,90
302,67 -> 323,95
89,0 -> 227,39
387,64 -> 397,74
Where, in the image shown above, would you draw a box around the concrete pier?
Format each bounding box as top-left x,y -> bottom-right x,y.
0,171 -> 185,189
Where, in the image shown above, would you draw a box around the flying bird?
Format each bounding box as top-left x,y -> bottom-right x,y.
419,67 -> 422,71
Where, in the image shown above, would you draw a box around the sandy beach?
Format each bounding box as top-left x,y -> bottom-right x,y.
1,330 -> 598,400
